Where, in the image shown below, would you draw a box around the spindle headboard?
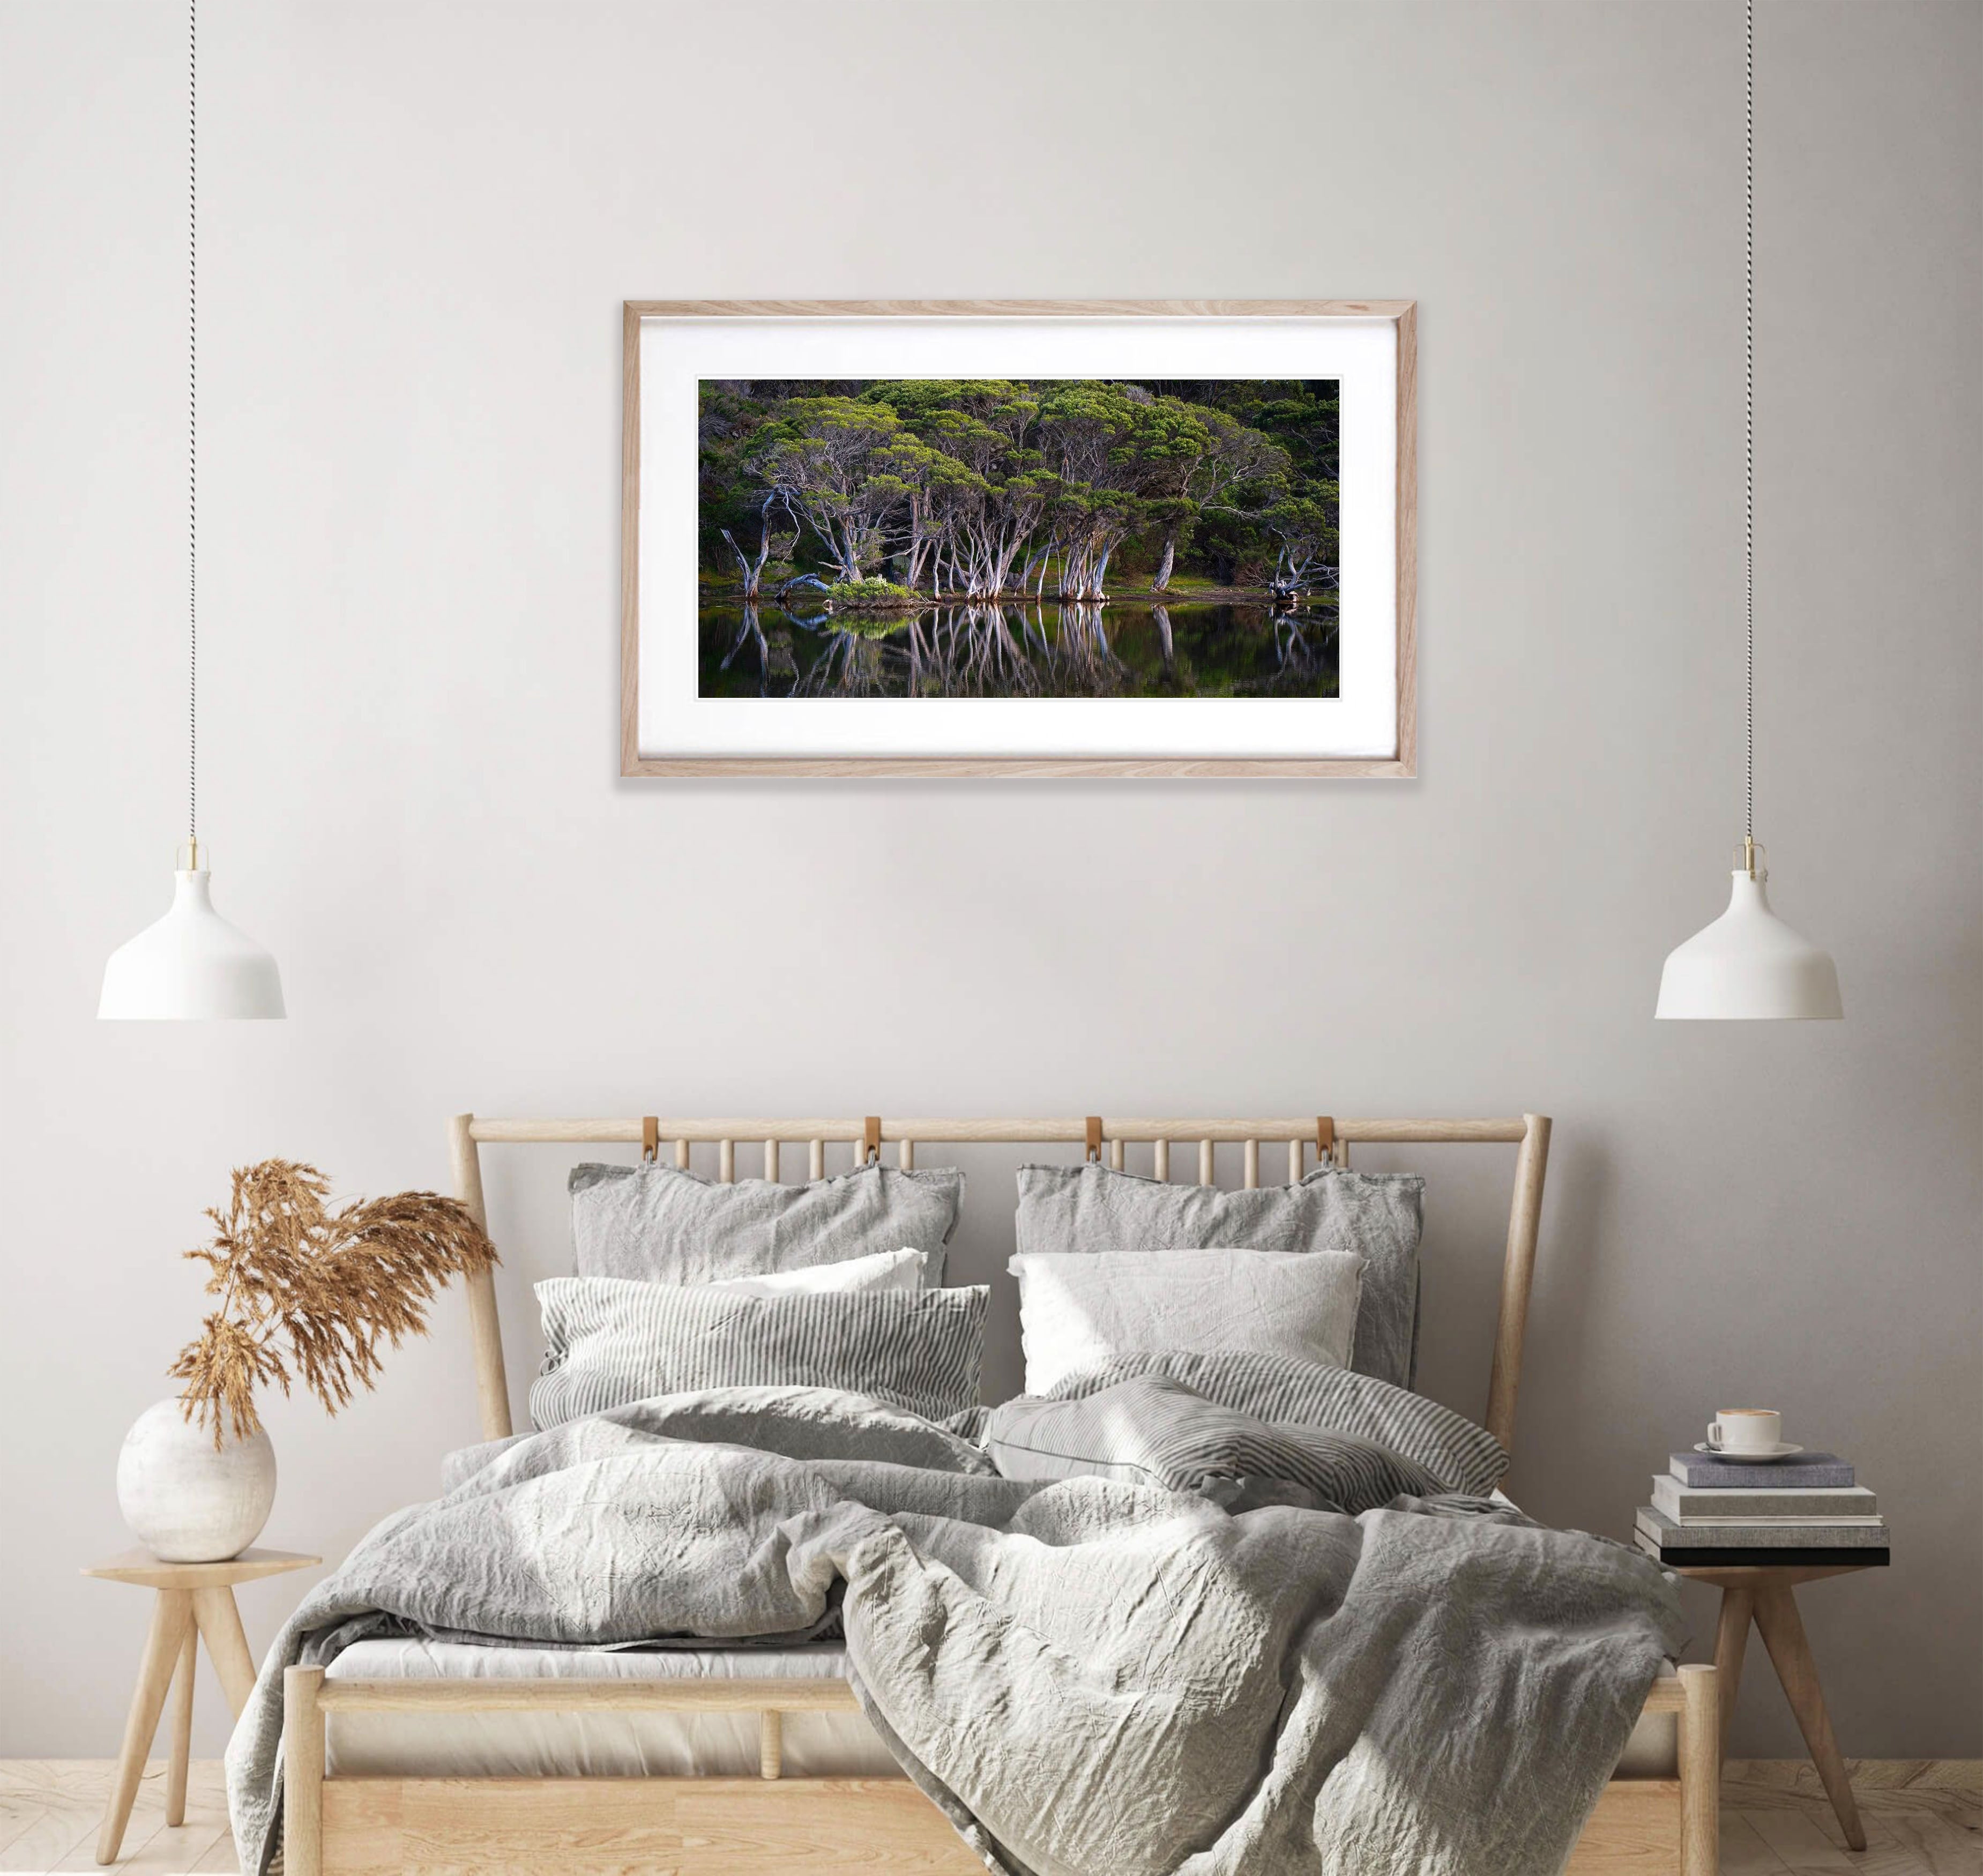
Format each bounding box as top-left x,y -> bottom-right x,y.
449,1112 -> 1552,1463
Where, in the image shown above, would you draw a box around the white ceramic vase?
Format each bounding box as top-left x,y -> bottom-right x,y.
116,1399 -> 276,1562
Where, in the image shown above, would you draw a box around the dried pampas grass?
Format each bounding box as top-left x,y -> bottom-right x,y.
170,1159 -> 498,1445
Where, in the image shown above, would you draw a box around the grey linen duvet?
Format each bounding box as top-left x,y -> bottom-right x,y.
227,1382 -> 1681,1876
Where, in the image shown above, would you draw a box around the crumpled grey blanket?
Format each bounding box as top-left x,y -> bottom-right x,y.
227,1385 -> 1681,1876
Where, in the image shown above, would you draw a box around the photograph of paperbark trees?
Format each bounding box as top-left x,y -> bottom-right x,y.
697,378 -> 1339,699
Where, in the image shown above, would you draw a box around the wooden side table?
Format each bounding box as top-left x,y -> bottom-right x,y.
83,1546 -> 320,1866
1677,1560 -> 1876,1853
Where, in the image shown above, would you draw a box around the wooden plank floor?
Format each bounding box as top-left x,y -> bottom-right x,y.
2,1759 -> 1975,1873
0,1762 -> 236,1875
1721,1762 -> 1981,1876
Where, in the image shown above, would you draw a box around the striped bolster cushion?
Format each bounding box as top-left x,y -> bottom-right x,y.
1040,1351 -> 1508,1497
983,1378 -> 1450,1514
531,1278 -> 989,1431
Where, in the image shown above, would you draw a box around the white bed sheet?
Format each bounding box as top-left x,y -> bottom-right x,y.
323,1633 -> 1679,1780
324,1638 -> 898,1778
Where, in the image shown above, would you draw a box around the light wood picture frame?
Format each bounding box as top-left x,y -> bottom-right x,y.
621,301 -> 1417,777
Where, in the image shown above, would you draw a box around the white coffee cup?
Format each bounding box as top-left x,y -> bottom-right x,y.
1707,1409 -> 1782,1452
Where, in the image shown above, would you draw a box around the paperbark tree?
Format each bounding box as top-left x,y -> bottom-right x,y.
1262,490 -> 1340,600
751,399 -> 918,582
718,493 -> 797,599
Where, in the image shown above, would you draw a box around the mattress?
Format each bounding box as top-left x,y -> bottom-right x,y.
323,1635 -> 1680,1780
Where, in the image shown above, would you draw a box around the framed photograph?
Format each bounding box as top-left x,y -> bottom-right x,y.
621,300 -> 1415,777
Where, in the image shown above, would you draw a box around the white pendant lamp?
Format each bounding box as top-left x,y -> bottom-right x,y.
101,843 -> 285,1021
100,0 -> 284,1022
1656,0 -> 1839,1023
1656,838 -> 1841,1022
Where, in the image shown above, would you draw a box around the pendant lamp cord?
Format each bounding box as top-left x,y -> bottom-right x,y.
188,0 -> 198,852
1743,0 -> 1754,846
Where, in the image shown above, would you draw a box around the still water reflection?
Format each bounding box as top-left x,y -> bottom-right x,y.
699,599 -> 1340,700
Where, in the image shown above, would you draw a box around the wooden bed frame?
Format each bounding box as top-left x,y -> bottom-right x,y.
281,1113 -> 1718,1875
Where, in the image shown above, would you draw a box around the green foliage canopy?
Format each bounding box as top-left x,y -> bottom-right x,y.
698,377 -> 1338,599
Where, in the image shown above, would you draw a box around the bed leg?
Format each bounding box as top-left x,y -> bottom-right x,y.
284,1664 -> 326,1876
1678,1662 -> 1719,1876
759,1708 -> 782,1780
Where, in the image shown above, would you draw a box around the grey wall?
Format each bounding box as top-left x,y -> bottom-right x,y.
1,0 -> 1977,1761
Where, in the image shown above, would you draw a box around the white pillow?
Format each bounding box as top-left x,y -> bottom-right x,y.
1008,1247 -> 1364,1397
705,1247 -> 926,1296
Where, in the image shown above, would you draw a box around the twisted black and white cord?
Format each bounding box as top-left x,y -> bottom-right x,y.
1744,0 -> 1754,844
188,0 -> 198,847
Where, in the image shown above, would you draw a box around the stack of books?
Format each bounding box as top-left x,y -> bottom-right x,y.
1635,1451 -> 1889,1567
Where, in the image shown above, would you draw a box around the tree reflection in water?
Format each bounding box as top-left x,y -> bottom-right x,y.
718,603 -> 769,684
699,598 -> 1338,701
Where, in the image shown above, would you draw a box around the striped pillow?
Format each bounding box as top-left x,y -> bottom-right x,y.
982,1378 -> 1448,1514
1042,1351 -> 1508,1497
531,1278 -> 989,1431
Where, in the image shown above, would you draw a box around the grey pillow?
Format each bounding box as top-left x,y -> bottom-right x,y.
1014,1162 -> 1423,1388
1041,1351 -> 1507,1497
570,1161 -> 963,1286
982,1376 -> 1448,1514
531,1277 -> 989,1430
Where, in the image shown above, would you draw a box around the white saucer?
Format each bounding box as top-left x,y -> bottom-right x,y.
1693,1441 -> 1803,1463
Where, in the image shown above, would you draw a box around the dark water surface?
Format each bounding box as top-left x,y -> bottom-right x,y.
699,599 -> 1340,700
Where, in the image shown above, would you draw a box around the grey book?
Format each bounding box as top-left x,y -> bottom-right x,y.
1653,1513 -> 1885,1528
1652,1477 -> 1878,1521
1636,1507 -> 1889,1550
1668,1451 -> 1854,1490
